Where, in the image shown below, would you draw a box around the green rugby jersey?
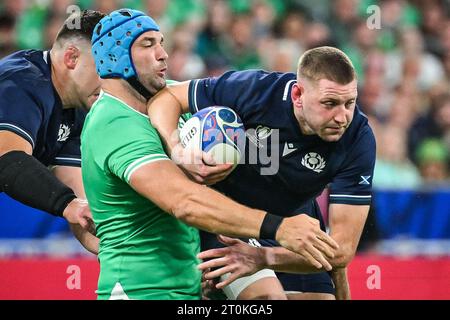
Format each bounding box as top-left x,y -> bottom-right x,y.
81,91 -> 201,300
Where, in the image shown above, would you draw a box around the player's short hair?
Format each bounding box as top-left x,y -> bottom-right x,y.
297,46 -> 356,84
55,10 -> 105,46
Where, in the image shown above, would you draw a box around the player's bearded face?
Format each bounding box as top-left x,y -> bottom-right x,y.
131,31 -> 168,96
297,78 -> 357,142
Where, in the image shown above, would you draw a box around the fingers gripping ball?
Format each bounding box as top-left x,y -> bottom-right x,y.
179,107 -> 245,166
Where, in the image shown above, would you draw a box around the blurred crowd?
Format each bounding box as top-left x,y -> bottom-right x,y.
1,0 -> 450,189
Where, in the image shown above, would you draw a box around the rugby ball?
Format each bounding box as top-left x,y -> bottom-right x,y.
179,107 -> 245,165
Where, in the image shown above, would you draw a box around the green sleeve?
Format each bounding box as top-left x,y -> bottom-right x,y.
105,115 -> 169,183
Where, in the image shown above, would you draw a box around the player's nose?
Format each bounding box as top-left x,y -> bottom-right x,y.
157,44 -> 169,61
333,105 -> 348,125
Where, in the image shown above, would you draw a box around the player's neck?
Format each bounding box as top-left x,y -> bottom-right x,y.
102,80 -> 148,114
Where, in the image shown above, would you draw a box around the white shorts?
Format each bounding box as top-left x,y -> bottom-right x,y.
220,268 -> 278,300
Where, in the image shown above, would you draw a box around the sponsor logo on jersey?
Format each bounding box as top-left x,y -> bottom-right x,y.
282,142 -> 297,157
301,152 -> 326,173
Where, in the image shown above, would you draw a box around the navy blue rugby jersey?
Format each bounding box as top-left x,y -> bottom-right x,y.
188,70 -> 376,217
0,49 -> 85,167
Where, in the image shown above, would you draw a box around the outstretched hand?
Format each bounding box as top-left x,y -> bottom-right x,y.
197,235 -> 266,289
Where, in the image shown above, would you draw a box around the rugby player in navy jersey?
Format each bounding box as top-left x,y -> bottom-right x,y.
148,46 -> 375,300
0,10 -> 105,254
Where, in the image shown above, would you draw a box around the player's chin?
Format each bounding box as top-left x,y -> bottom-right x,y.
320,131 -> 344,142
147,78 -> 167,93
156,77 -> 167,89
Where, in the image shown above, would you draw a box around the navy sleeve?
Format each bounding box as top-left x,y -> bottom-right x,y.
329,126 -> 376,205
0,78 -> 43,149
188,70 -> 294,119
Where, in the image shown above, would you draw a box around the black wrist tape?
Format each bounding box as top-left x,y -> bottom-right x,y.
0,151 -> 76,216
259,212 -> 284,240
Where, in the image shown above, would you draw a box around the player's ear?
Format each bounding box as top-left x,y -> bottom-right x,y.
291,83 -> 303,108
63,45 -> 80,70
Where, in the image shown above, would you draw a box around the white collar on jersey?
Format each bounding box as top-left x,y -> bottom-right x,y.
43,51 -> 49,64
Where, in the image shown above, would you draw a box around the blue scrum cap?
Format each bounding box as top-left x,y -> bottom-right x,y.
91,8 -> 160,79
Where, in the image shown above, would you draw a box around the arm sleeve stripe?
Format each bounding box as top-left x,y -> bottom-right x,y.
124,154 -> 169,182
0,123 -> 35,149
329,194 -> 371,198
52,157 -> 82,167
329,194 -> 372,205
125,157 -> 170,183
329,198 -> 372,205
54,157 -> 81,162
192,79 -> 199,112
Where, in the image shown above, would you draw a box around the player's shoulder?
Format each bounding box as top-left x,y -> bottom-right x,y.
218,69 -> 295,85
85,91 -> 148,130
210,69 -> 296,102
0,50 -> 58,114
0,49 -> 50,83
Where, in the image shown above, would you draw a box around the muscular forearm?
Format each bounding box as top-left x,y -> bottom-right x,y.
325,204 -> 369,299
132,159 -> 270,240
173,183 -> 266,239
328,204 -> 369,268
331,267 -> 351,300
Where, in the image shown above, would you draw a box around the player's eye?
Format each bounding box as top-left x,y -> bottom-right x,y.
345,100 -> 355,109
142,39 -> 155,47
322,101 -> 337,107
